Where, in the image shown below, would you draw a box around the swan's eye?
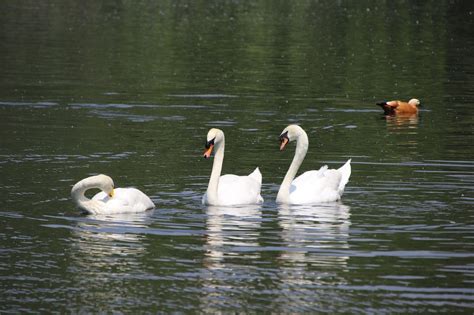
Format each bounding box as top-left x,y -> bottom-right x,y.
279,131 -> 289,142
205,138 -> 215,149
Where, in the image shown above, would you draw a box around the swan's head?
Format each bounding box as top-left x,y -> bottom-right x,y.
92,174 -> 115,197
203,128 -> 224,159
408,98 -> 421,106
279,124 -> 305,151
71,174 -> 115,203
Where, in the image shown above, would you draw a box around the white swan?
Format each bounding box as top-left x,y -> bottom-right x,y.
202,128 -> 264,206
276,125 -> 351,204
71,174 -> 155,215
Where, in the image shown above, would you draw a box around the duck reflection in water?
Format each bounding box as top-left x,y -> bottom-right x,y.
382,113 -> 420,153
277,202 -> 351,286
384,113 -> 419,131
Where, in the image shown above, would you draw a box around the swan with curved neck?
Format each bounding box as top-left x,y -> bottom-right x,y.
71,174 -> 155,215
202,128 -> 263,206
277,125 -> 351,204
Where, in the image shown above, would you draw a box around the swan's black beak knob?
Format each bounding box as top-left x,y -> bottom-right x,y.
203,138 -> 215,159
279,131 -> 289,151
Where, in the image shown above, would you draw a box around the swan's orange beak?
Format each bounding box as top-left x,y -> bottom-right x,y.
279,137 -> 289,151
203,144 -> 214,159
108,189 -> 115,198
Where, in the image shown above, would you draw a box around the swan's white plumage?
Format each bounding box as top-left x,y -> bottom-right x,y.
202,128 -> 263,206
71,174 -> 154,215
92,188 -> 155,213
288,161 -> 351,204
202,167 -> 263,206
277,125 -> 351,205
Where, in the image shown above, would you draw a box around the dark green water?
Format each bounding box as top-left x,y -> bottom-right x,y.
1,0 -> 473,312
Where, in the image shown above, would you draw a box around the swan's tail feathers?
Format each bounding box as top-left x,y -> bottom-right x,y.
337,159 -> 352,194
249,167 -> 263,184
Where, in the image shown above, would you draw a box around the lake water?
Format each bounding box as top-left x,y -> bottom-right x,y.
1,0 -> 474,313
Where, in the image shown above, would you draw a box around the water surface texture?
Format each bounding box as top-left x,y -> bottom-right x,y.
1,1 -> 474,313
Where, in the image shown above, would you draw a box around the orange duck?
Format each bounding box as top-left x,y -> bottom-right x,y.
376,98 -> 420,115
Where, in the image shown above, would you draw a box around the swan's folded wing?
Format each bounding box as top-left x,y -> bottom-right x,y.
105,198 -> 133,212
92,190 -> 131,208
92,191 -> 109,201
337,159 -> 352,194
93,188 -> 154,213
217,174 -> 263,205
248,167 -> 262,184
115,188 -> 154,211
292,166 -> 327,187
290,167 -> 342,203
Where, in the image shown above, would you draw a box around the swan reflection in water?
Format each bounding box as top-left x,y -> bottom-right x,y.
204,204 -> 262,267
69,212 -> 151,295
277,202 -> 351,286
201,204 -> 262,310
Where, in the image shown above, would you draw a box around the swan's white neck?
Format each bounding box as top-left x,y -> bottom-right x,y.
206,138 -> 225,205
276,130 -> 308,203
71,177 -> 106,214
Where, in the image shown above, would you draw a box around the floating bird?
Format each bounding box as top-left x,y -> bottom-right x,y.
202,128 -> 263,206
277,125 -> 351,205
376,98 -> 420,115
71,174 -> 154,215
